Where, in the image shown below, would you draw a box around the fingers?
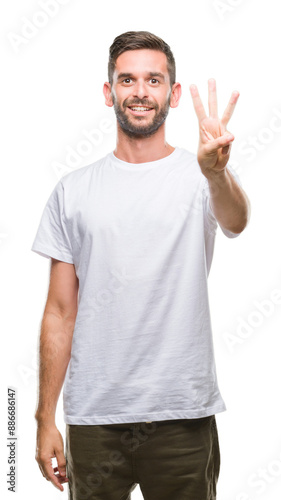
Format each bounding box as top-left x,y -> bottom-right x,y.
35,422 -> 70,492
53,466 -> 69,485
53,466 -> 68,478
200,124 -> 214,141
189,84 -> 207,122
35,427 -> 69,492
55,448 -> 67,478
221,91 -> 240,127
37,455 -> 66,491
208,78 -> 218,118
190,79 -> 239,129
205,132 -> 234,153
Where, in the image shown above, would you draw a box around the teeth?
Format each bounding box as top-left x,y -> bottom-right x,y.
130,107 -> 151,111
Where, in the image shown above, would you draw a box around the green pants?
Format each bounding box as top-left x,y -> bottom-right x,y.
65,415 -> 220,500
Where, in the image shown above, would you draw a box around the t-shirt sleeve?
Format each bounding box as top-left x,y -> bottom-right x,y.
31,180 -> 74,263
202,163 -> 244,238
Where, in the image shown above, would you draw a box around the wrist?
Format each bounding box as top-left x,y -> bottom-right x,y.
35,410 -> 56,425
204,166 -> 228,185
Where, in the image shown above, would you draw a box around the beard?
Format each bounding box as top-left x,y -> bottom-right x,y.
111,92 -> 172,139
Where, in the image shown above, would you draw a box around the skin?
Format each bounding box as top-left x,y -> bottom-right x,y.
35,47 -> 251,494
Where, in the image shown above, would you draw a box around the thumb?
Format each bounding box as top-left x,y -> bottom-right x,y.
55,448 -> 66,476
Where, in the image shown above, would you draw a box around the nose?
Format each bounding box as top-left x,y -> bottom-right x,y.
133,80 -> 149,100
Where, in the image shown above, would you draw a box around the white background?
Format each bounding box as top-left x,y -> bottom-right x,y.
1,0 -> 281,499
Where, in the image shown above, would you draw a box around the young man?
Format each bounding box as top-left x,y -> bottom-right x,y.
32,31 -> 250,499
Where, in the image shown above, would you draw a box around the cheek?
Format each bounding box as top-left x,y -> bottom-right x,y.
165,88 -> 172,102
152,88 -> 171,107
112,89 -> 125,105
119,94 -> 132,109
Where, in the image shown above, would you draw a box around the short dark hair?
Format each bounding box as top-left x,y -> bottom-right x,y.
108,31 -> 176,88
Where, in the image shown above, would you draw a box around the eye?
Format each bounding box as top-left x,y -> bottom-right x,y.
150,79 -> 159,84
122,78 -> 132,84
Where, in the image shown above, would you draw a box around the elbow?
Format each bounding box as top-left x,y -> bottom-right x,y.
223,213 -> 249,234
230,218 -> 249,234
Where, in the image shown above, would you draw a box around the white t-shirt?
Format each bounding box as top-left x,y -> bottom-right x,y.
31,146 -> 243,425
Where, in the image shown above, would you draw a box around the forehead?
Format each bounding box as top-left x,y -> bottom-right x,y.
114,49 -> 169,78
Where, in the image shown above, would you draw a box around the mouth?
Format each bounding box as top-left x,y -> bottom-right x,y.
127,106 -> 154,116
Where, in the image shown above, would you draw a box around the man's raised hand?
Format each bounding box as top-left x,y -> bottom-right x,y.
189,78 -> 239,178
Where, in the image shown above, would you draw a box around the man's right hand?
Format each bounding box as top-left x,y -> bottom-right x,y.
35,421 -> 69,492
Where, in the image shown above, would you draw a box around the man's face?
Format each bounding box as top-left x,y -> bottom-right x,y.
110,49 -> 173,139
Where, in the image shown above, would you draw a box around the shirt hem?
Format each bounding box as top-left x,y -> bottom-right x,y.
63,403 -> 227,425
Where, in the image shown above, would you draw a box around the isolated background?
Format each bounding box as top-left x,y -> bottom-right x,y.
1,0 -> 281,499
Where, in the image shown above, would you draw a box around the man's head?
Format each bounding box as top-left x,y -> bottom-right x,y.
103,31 -> 181,139
107,31 -> 176,89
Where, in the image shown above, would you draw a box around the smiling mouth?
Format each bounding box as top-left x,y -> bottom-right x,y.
127,106 -> 154,115
128,106 -> 153,111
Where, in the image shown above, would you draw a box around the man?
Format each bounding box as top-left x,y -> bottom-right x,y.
32,31 -> 250,499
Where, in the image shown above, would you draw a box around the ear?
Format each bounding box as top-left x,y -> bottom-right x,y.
169,82 -> 182,109
103,82 -> 114,107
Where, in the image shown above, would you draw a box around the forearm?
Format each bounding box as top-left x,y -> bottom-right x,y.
207,167 -> 250,233
35,312 -> 75,424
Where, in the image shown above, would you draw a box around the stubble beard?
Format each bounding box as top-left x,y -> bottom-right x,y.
111,91 -> 172,139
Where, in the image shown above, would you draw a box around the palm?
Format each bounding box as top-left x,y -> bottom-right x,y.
190,79 -> 239,176
200,116 -> 224,140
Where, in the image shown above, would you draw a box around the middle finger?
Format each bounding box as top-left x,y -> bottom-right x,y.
208,78 -> 218,118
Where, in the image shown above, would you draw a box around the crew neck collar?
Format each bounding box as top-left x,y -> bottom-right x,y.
109,147 -> 181,170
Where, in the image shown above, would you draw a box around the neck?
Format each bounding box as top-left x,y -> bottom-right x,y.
113,122 -> 175,164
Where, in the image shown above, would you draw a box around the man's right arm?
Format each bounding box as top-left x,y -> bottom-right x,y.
34,258 -> 79,492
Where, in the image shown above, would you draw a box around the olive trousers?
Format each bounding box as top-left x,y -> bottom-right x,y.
65,414 -> 220,500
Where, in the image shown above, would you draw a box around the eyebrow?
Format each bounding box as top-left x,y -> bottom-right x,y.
116,72 -> 165,81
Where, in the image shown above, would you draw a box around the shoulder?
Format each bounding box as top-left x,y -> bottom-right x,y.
59,153 -> 110,189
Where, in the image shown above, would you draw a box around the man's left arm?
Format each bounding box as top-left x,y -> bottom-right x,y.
207,167 -> 250,234
189,78 -> 251,234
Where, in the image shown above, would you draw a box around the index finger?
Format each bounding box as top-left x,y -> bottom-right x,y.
221,91 -> 240,127
189,84 -> 207,122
